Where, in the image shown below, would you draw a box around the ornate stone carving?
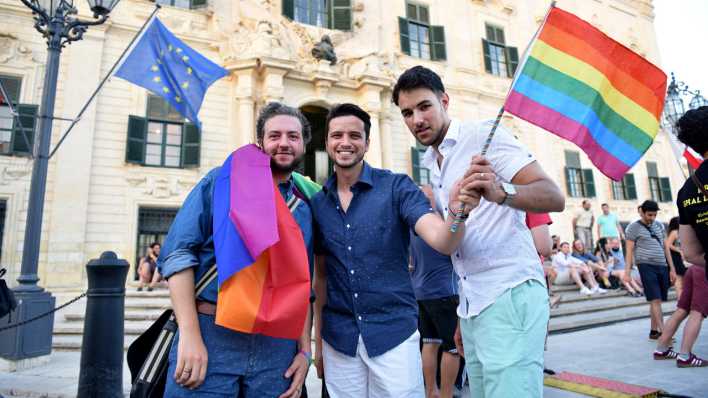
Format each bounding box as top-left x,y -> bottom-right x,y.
311,35 -> 337,65
0,165 -> 32,185
0,34 -> 42,65
125,174 -> 196,199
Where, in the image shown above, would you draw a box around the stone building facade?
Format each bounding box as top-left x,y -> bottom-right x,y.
0,0 -> 684,289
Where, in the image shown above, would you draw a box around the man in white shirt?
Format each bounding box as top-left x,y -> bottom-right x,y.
573,200 -> 595,249
393,66 -> 565,397
552,242 -> 601,295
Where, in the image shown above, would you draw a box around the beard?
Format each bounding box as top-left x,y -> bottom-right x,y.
332,151 -> 365,169
270,152 -> 304,174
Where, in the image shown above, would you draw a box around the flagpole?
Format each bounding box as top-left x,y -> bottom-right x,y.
450,0 -> 557,232
47,4 -> 162,160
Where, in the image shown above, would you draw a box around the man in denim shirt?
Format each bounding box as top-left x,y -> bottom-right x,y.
312,104 -> 477,397
158,103 -> 313,397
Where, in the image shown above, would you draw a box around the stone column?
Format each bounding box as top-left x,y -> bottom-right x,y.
358,83 -> 384,168
232,66 -> 257,146
44,28 -> 106,288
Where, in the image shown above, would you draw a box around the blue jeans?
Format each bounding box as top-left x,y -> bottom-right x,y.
164,313 -> 297,397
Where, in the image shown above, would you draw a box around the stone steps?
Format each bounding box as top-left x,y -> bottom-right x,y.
52,286 -> 680,351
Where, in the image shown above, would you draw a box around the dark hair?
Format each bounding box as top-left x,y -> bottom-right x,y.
676,106 -> 708,156
256,102 -> 312,145
640,200 -> 660,212
601,203 -> 609,207
149,242 -> 160,249
325,103 -> 371,140
668,216 -> 680,233
392,66 -> 446,106
596,237 -> 609,256
560,242 -> 570,247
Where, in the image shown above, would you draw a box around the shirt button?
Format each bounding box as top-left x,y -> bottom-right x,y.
463,276 -> 467,280
358,316 -> 362,321
350,270 -> 355,275
456,253 -> 460,258
348,246 -> 352,251
354,293 -> 358,298
346,224 -> 350,229
439,184 -> 442,188
336,205 -> 340,210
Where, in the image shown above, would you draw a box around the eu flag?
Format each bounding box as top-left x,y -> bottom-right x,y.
115,17 -> 227,128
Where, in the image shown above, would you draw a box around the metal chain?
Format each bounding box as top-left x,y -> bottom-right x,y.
0,291 -> 86,332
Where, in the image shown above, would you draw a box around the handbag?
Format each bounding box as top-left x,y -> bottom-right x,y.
0,268 -> 17,321
128,264 -> 217,398
127,196 -> 304,397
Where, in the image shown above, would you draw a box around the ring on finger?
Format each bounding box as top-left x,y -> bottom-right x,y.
480,172 -> 485,179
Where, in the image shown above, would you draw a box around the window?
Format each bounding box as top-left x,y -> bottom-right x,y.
646,162 -> 672,202
611,173 -> 637,201
152,0 -> 207,9
411,144 -> 430,185
0,199 -> 5,262
125,94 -> 200,168
398,2 -> 446,61
282,0 -> 352,31
134,207 -> 177,280
564,150 -> 596,198
0,75 -> 38,156
482,24 -> 519,78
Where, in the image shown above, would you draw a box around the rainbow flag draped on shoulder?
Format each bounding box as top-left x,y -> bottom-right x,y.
212,144 -> 312,340
504,6 -> 667,181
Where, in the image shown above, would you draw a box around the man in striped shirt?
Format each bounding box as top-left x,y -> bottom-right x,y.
623,200 -> 676,340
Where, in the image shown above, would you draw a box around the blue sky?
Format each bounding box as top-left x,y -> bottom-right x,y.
654,0 -> 708,97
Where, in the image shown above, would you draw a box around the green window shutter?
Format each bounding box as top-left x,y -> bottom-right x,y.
659,177 -> 672,202
430,25 -> 447,61
11,104 -> 38,155
564,167 -> 574,196
126,115 -> 147,164
331,0 -> 352,31
399,17 -> 411,55
411,146 -> 420,183
583,169 -> 596,198
182,122 -> 200,168
625,173 -> 637,200
482,39 -> 492,73
506,46 -> 519,77
282,0 -> 294,20
646,161 -> 658,178
190,0 -> 207,8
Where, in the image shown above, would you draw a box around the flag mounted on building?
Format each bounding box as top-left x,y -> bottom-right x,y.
114,16 -> 227,128
504,6 -> 667,181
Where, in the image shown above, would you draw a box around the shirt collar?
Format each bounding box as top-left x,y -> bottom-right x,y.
322,161 -> 374,195
422,118 -> 461,169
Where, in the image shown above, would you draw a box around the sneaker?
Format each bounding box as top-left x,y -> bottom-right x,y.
137,286 -> 143,292
653,347 -> 678,360
677,353 -> 708,368
580,286 -> 593,295
147,286 -> 153,292
649,330 -> 661,340
595,287 -> 607,294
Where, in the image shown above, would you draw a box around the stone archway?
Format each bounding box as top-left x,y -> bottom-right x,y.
299,104 -> 332,185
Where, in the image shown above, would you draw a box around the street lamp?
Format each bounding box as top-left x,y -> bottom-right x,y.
0,0 -> 120,362
663,72 -> 708,128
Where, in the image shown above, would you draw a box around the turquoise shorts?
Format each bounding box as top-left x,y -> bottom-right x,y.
460,279 -> 549,398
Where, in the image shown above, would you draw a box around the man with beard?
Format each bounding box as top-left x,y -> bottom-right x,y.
312,103 -> 478,397
393,66 -> 565,397
158,102 -> 313,397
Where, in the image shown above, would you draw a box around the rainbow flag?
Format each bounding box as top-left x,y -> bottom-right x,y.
504,6 -> 667,180
212,144 -> 310,340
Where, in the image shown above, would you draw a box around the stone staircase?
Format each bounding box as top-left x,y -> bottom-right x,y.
51,282 -> 678,351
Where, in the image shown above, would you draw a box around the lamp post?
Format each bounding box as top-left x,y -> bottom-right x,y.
663,72 -> 708,127
0,0 -> 120,362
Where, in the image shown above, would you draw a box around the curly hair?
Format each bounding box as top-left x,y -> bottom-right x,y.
255,102 -> 312,146
676,105 -> 708,156
392,65 -> 446,106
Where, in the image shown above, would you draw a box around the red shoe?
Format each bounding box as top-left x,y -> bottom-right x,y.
653,347 -> 678,360
677,353 -> 708,368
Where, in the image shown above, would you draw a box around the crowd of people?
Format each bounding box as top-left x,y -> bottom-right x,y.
149,64 -> 707,398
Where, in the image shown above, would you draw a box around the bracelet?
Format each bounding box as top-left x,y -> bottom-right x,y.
299,350 -> 312,363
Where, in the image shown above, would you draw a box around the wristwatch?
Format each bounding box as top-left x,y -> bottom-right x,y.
499,182 -> 517,206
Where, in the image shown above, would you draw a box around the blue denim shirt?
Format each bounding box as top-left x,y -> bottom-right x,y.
312,162 -> 433,357
157,168 -> 313,303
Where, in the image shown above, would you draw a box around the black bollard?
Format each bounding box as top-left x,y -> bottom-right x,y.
77,251 -> 129,398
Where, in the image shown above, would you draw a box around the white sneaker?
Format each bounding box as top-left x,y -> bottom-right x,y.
580,286 -> 592,295
596,287 -> 607,294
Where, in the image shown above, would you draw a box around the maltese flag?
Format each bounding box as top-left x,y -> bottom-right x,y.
667,128 -> 703,170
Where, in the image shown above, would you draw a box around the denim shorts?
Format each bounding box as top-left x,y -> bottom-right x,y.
164,313 -> 297,397
637,263 -> 669,302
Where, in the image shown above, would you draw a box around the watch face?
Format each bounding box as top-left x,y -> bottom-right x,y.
503,182 -> 517,195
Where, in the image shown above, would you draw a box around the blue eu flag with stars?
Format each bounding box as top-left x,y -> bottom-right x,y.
115,17 -> 227,128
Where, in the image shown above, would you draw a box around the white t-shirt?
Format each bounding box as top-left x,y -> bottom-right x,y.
551,252 -> 585,272
422,119 -> 545,318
